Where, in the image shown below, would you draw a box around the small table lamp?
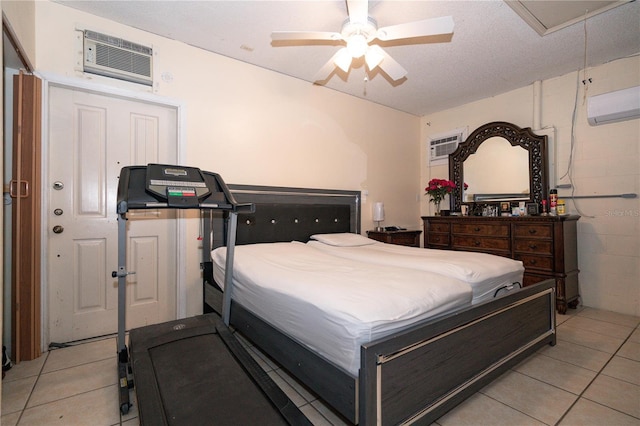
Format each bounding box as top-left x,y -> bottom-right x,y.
373,202 -> 385,231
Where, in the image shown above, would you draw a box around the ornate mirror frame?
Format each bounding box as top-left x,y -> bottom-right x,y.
449,121 -> 548,212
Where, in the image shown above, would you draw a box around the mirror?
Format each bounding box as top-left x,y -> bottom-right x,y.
463,136 -> 530,201
449,122 -> 548,212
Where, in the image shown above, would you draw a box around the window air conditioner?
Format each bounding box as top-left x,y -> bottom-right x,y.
587,86 -> 640,126
83,30 -> 153,86
429,132 -> 463,165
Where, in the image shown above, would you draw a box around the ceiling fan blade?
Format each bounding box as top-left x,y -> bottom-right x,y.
376,16 -> 454,41
377,49 -> 407,81
346,0 -> 369,24
271,31 -> 342,42
313,48 -> 351,82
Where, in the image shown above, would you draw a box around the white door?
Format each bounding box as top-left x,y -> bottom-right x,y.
47,86 -> 178,343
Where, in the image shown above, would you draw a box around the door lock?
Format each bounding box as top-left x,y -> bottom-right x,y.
52,225 -> 64,234
54,208 -> 64,216
53,181 -> 64,190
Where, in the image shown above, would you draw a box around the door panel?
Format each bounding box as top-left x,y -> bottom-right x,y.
48,85 -> 178,343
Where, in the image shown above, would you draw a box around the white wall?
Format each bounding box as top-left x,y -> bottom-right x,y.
11,1 -> 421,319
422,56 -> 640,316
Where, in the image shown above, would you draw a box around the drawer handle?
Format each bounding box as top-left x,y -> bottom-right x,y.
474,240 -> 481,246
529,259 -> 537,265
528,244 -> 537,249
529,229 -> 537,234
474,227 -> 481,232
434,237 -> 440,242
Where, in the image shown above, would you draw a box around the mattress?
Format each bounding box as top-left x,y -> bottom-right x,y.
211,242 -> 472,376
307,233 -> 525,304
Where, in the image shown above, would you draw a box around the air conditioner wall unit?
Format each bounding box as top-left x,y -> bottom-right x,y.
83,30 -> 153,86
587,86 -> 640,126
428,128 -> 466,165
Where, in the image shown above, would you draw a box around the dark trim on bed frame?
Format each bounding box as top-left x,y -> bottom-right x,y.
202,185 -> 556,425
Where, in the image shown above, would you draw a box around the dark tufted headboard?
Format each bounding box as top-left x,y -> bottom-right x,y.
202,184 -> 361,294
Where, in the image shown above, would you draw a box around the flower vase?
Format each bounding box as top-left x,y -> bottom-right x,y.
434,201 -> 441,216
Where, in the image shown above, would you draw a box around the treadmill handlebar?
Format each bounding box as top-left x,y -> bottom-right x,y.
116,165 -> 254,214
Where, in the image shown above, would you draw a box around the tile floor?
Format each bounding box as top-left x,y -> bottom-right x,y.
1,306 -> 639,425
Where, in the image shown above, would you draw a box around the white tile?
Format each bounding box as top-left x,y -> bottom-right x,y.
602,356 -> 640,386
27,358 -> 117,408
2,354 -> 47,382
0,411 -> 21,426
578,307 -> 640,328
537,339 -> 612,372
557,322 -> 626,354
274,367 -> 318,403
618,340 -> 640,362
436,393 -> 545,425
0,375 -> 37,415
267,370 -> 308,407
43,338 -> 116,373
18,385 -> 121,426
299,403 -> 334,426
248,345 -> 278,372
310,399 -> 351,426
583,374 -> 640,418
559,398 -> 640,426
564,315 -> 635,339
513,353 -> 598,395
481,370 -> 578,425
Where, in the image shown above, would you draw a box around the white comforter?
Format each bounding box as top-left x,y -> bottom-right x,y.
307,235 -> 524,303
212,242 -> 472,375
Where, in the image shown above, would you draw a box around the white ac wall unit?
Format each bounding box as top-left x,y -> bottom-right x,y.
83,30 -> 153,86
587,86 -> 640,126
429,129 -> 465,165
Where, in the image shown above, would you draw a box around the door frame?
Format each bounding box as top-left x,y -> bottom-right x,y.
38,72 -> 187,348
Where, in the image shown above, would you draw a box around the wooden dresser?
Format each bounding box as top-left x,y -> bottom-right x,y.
422,215 -> 580,314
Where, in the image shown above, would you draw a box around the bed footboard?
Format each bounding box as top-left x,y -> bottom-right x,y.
359,279 -> 556,425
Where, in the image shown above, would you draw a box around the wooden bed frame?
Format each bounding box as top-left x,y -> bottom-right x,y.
202,185 -> 556,425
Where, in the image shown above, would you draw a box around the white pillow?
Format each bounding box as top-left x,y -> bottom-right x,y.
310,233 -> 376,247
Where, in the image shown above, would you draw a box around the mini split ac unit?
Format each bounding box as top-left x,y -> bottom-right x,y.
587,86 -> 640,126
83,30 -> 153,86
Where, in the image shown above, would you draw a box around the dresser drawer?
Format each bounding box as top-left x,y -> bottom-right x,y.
514,239 -> 553,255
452,223 -> 510,237
452,235 -> 510,251
515,254 -> 554,272
427,233 -> 450,247
514,224 -> 553,239
428,222 -> 451,233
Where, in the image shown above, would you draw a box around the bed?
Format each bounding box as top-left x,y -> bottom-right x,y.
306,233 -> 525,304
202,185 -> 556,425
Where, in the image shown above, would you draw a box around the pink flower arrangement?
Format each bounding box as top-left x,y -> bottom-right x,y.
425,179 -> 467,205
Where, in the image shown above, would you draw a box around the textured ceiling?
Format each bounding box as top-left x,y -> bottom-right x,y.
53,0 -> 640,116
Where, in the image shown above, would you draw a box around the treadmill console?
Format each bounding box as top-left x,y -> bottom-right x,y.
145,164 -> 212,208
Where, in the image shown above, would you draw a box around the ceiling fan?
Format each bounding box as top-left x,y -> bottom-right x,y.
271,0 -> 454,83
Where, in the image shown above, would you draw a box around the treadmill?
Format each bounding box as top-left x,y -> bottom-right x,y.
114,164 -> 310,425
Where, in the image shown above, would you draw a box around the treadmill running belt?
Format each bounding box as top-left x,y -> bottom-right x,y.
130,314 -> 310,425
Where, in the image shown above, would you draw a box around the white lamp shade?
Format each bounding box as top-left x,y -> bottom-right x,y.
365,45 -> 385,70
373,202 -> 385,221
334,48 -> 353,72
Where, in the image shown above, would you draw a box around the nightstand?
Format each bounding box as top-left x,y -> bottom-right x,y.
366,230 -> 422,247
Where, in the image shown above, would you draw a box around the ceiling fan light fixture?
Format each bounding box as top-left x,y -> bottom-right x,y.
334,48 -> 353,72
365,45 -> 384,70
346,34 -> 368,58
